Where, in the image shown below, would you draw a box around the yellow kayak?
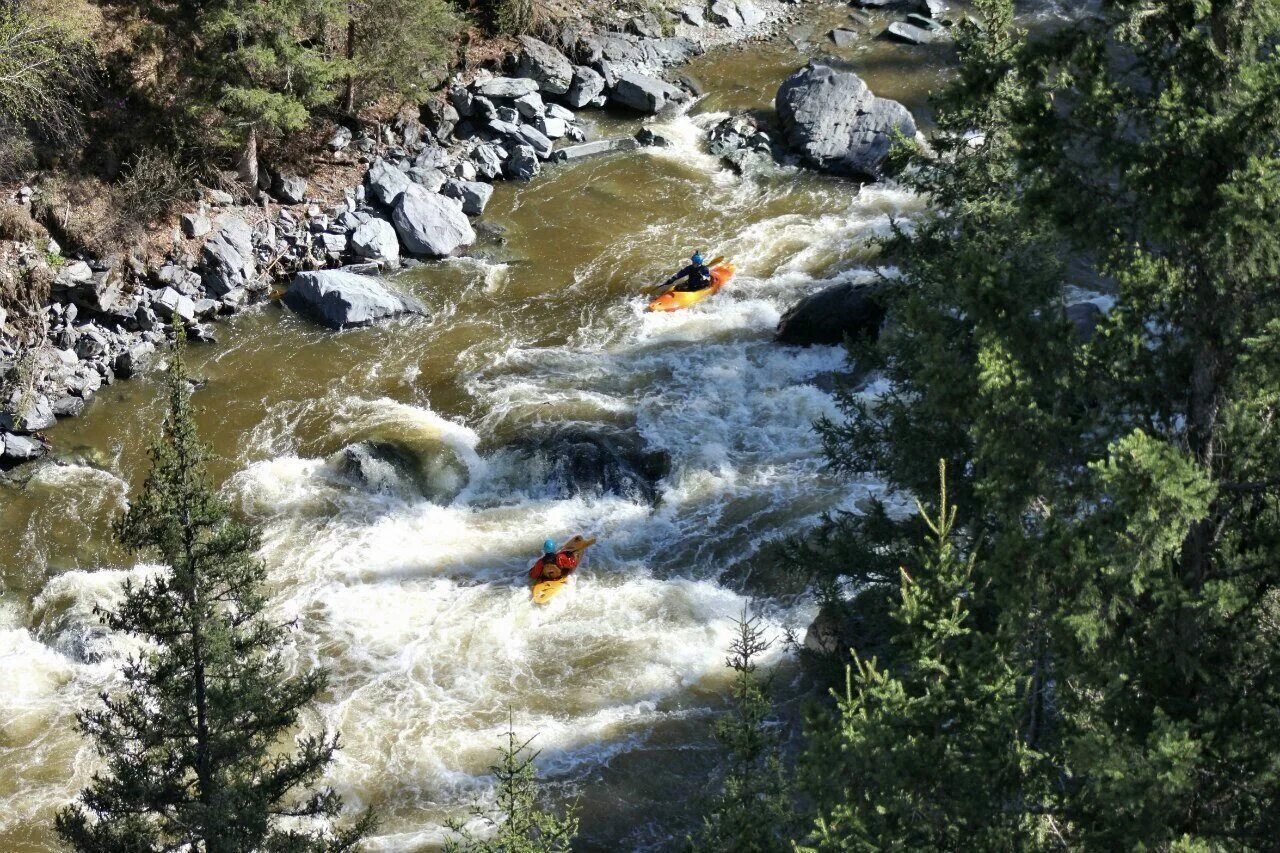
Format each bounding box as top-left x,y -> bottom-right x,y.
530,535 -> 596,605
648,262 -> 736,312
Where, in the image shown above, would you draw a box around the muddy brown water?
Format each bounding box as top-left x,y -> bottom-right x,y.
0,3 -> 1064,849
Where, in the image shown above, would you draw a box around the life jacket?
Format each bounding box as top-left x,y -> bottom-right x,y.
529,550 -> 579,581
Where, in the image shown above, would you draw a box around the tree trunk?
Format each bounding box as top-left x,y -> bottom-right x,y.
236,126 -> 258,190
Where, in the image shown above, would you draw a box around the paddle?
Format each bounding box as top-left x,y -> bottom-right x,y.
641,256 -> 725,296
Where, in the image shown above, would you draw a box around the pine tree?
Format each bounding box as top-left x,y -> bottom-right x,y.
690,612 -> 794,853
56,327 -> 371,852
797,464 -> 1041,851
813,0 -> 1280,846
445,718 -> 578,853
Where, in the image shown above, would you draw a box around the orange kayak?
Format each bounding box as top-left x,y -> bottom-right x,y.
648,262 -> 736,312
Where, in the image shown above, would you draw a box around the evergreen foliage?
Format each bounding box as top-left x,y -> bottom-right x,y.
343,0 -> 463,108
691,612 -> 794,853
808,0 -> 1280,846
445,719 -> 578,853
56,327 -> 371,852
797,464 -> 1042,851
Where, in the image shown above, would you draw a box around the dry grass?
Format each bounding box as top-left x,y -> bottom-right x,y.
0,205 -> 46,244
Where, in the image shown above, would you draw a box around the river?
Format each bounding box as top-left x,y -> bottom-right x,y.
0,3 -> 1066,849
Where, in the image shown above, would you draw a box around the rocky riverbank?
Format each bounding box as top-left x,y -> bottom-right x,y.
0,0 -> 810,468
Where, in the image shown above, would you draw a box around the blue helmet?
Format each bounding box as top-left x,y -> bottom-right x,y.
692,252 -> 705,265
543,539 -> 557,554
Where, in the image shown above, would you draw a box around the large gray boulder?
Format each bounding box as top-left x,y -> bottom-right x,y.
610,72 -> 684,113
776,281 -> 887,346
566,66 -> 606,108
442,180 -> 495,216
366,159 -> 412,208
349,217 -> 401,264
200,215 -> 256,296
514,36 -> 575,95
272,173 -> 308,204
474,76 -> 539,99
1,393 -> 55,433
283,270 -> 427,329
391,185 -> 476,257
2,432 -> 47,463
775,62 -> 917,179
506,144 -> 541,180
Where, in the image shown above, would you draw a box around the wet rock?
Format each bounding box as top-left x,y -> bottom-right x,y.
830,27 -> 860,47
1067,301 -> 1103,341
610,71 -> 685,113
442,180 -> 494,216
366,159 -> 413,208
328,439 -> 468,504
350,217 -> 401,265
551,137 -> 641,162
776,281 -> 887,346
200,215 -> 257,296
474,76 -> 539,99
567,66 -> 607,109
882,21 -> 938,44
506,144 -> 541,180
112,341 -> 155,379
635,127 -> 670,147
50,395 -> 85,418
804,601 -> 855,656
506,426 -> 671,503
514,36 -> 575,95
284,270 -> 428,330
775,62 -> 917,179
2,432 -> 46,463
391,184 -> 476,257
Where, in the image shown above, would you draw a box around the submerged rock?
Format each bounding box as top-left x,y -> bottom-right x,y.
776,281 -> 887,346
283,270 -> 428,330
775,62 -> 917,179
327,439 -> 468,503
504,426 -> 671,503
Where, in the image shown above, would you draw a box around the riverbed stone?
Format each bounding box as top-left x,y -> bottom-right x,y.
567,66 -> 606,108
883,21 -> 938,44
830,27 -> 860,47
776,281 -> 887,346
2,432 -> 45,462
350,217 -> 401,264
200,215 -> 256,296
551,137 -> 641,162
0,393 -> 55,433
442,180 -> 494,216
775,62 -> 917,179
506,144 -> 541,180
391,185 -> 475,257
514,36 -> 575,95
284,270 -> 428,330
610,71 -> 684,113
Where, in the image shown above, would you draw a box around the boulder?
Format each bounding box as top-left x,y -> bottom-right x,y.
391,185 -> 476,257
153,286 -> 197,324
1,393 -> 55,433
200,215 -> 256,296
514,36 -> 575,95
283,270 -> 428,330
112,341 -> 155,379
350,217 -> 401,264
442,180 -> 495,216
566,66 -> 606,109
882,21 -> 938,44
830,27 -> 860,47
535,115 -> 569,139
679,5 -> 706,26
551,137 -> 640,162
328,125 -> 353,151
272,174 -> 308,204
1067,301 -> 1103,340
506,144 -> 541,180
474,76 -> 539,99
2,432 -> 46,463
709,0 -> 744,27
514,91 -> 546,119
504,426 -> 671,503
776,281 -> 887,346
472,143 -> 505,180
422,99 -> 460,141
775,62 -> 917,179
181,212 -> 211,239
610,72 -> 683,113
327,439 -> 468,504
918,0 -> 947,16
366,159 -> 413,208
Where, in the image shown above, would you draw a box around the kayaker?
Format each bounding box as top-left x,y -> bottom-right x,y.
660,252 -> 713,293
529,538 -> 581,582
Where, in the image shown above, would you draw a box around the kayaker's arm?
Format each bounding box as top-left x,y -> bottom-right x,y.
661,265 -> 693,289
